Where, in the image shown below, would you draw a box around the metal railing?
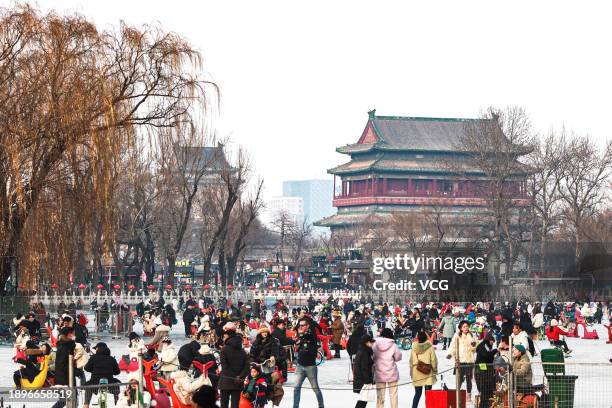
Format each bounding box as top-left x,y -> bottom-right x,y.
443,360 -> 612,408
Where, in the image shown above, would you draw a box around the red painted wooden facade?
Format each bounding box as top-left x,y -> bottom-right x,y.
334,177 -> 528,208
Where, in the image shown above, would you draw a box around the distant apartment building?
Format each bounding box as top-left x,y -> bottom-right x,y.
283,179 -> 334,225
266,196 -> 305,225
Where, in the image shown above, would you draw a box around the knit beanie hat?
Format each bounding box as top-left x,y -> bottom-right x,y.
514,344 -> 526,355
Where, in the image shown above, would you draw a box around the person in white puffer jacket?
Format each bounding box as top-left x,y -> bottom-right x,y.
149,322 -> 171,347
158,336 -> 179,379
197,314 -> 212,333
171,369 -> 211,405
128,332 -> 147,359
510,322 -> 532,359
532,312 -> 544,330
447,320 -> 477,401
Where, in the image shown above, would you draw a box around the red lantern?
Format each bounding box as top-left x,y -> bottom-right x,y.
51,283 -> 59,289
165,284 -> 172,290
185,285 -> 192,290
96,284 -> 104,290
78,283 -> 86,289
113,284 -> 121,290
203,284 -> 211,290
128,284 -> 136,290
227,284 -> 234,290
248,285 -> 256,290
147,284 -> 155,290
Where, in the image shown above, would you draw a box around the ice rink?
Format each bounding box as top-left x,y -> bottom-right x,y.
2,320 -> 611,407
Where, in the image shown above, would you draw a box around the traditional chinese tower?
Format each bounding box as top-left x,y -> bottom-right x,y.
315,110 -> 530,235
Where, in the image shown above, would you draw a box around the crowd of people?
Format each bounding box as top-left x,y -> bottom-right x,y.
7,294 -> 611,408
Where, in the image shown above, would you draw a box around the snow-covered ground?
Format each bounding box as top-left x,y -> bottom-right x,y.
2,321 -> 611,407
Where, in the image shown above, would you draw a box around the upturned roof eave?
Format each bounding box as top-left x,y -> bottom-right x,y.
336,144 -> 531,156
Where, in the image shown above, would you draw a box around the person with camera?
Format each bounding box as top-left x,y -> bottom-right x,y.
292,317 -> 325,408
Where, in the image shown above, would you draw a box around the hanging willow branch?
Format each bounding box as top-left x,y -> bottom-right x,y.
0,4 -> 216,293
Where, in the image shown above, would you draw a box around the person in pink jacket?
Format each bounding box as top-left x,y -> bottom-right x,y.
372,328 -> 402,408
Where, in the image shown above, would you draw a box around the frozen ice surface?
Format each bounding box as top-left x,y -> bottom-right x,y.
2,321 -> 611,407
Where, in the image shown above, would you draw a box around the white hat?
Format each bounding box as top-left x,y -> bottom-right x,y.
223,322 -> 236,332
551,319 -> 558,327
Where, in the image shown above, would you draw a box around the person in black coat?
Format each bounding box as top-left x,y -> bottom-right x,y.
164,304 -> 177,326
219,329 -> 249,408
249,327 -> 281,365
347,323 -> 366,359
486,310 -> 497,330
295,319 -> 319,367
474,334 -> 498,408
353,334 -> 375,408
83,342 -> 121,408
271,320 -> 293,381
293,318 -> 325,408
54,327 -> 77,386
500,316 -> 514,338
183,304 -> 197,338
519,310 -> 536,336
61,315 -> 88,345
271,320 -> 294,347
178,337 -> 204,369
22,313 -> 41,338
409,312 -> 426,338
544,301 -> 557,319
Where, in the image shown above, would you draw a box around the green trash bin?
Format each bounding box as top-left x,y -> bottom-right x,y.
541,348 -> 565,376
546,375 -> 577,408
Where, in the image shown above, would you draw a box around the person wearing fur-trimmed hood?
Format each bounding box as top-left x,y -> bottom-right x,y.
410,331 -> 438,408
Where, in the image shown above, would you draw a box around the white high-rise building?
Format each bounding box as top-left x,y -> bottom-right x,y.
264,196 -> 304,226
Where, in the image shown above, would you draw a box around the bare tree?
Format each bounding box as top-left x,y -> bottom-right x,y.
200,148 -> 247,285
556,134 -> 612,261
525,130 -> 564,273
224,180 -> 265,285
287,218 -> 314,276
271,210 -> 295,265
459,106 -> 534,287
359,215 -> 392,259
391,207 -> 464,276
111,137 -> 160,284
319,228 -> 358,258
0,5 -> 213,292
153,125 -> 217,284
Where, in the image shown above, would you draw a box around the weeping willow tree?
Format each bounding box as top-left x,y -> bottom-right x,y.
0,4 -> 213,294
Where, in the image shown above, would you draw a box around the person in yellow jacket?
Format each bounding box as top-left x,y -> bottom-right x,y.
410,331 -> 438,408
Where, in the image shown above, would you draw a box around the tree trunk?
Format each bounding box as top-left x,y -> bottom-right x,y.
0,255 -> 14,295
218,247 -> 227,287
227,256 -> 237,286
166,255 -> 176,286
0,211 -> 25,295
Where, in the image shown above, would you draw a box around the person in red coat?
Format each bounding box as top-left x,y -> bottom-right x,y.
318,317 -> 330,335
546,319 -> 571,353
